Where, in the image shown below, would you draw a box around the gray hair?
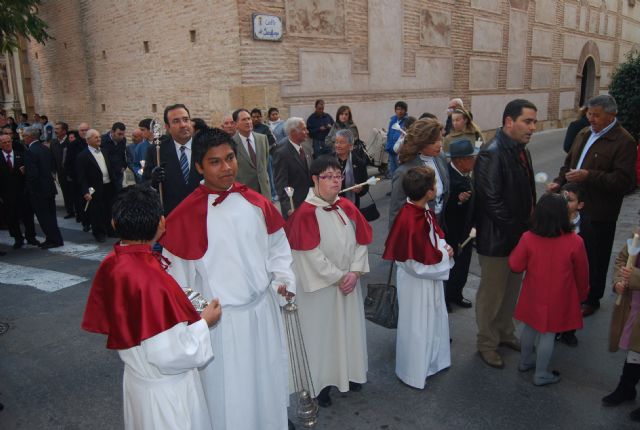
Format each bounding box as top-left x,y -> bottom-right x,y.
85,129 -> 100,139
449,98 -> 464,108
284,117 -> 305,136
335,129 -> 354,144
587,95 -> 617,114
22,126 -> 41,138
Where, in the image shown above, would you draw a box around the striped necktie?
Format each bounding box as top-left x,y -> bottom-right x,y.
179,145 -> 189,183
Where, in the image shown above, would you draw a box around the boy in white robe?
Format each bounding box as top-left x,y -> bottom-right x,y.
383,166 -> 454,389
284,156 -> 372,407
159,128 -> 296,430
82,185 -> 221,430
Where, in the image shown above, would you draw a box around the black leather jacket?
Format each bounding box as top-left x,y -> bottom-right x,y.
473,128 -> 535,257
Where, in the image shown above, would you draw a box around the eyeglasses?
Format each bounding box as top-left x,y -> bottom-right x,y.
318,174 -> 344,181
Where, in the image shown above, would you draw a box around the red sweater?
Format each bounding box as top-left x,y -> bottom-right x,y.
509,231 -> 589,333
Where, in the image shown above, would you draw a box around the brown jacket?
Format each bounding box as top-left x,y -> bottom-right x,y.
554,122 -> 636,222
609,241 -> 640,352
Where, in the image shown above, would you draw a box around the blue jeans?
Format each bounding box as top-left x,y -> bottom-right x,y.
387,151 -> 399,177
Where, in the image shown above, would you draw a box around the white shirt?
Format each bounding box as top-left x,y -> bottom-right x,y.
174,138 -> 192,166
576,118 -> 617,169
420,155 -> 444,214
90,146 -> 111,184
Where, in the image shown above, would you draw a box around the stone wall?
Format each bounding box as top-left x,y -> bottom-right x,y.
23,0 -> 640,135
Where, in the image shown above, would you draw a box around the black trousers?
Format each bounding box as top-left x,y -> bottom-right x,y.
30,194 -> 63,245
59,176 -> 76,215
584,220 -> 617,307
446,240 -> 473,303
6,195 -> 36,242
88,183 -> 115,237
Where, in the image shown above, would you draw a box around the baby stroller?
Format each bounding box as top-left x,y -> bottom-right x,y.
361,128 -> 389,175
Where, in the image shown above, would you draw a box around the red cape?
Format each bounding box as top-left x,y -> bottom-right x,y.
160,183 -> 285,260
81,244 -> 201,350
285,197 -> 373,251
383,202 -> 445,265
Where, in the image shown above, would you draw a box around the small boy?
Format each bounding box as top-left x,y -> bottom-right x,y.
383,166 -> 454,389
81,185 -> 221,430
556,182 -> 591,346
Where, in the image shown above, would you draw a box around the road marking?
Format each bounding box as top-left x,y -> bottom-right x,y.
0,231 -> 109,262
0,262 -> 88,292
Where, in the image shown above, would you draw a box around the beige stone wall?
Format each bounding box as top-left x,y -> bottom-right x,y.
23,0 -> 640,135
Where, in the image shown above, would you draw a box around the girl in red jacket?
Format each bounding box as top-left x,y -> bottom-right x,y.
509,193 -> 589,386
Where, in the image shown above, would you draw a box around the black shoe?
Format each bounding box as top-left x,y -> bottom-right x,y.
557,332 -> 578,347
454,298 -> 472,308
446,302 -> 452,313
0,250 -> 6,256
631,408 -> 640,422
26,238 -> 41,246
64,213 -> 76,219
316,386 -> 332,408
349,382 -> 362,392
40,241 -> 63,249
288,419 -> 295,430
94,234 -> 106,243
75,217 -> 82,223
12,241 -> 23,250
83,225 -> 91,232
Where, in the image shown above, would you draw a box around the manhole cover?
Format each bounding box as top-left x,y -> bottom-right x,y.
0,323 -> 9,335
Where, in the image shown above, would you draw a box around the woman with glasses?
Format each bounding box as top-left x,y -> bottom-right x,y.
334,129 -> 369,208
285,156 -> 373,409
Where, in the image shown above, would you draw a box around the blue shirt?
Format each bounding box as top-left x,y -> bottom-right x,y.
306,113 -> 334,141
134,139 -> 150,176
576,118 -> 617,169
386,114 -> 408,152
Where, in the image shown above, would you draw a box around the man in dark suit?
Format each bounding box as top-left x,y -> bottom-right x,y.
232,108 -> 271,199
101,122 -> 127,191
273,117 -> 312,219
142,104 -> 203,216
443,139 -> 478,311
22,126 -> 64,249
51,121 -> 76,219
76,129 -> 116,242
0,134 -> 39,249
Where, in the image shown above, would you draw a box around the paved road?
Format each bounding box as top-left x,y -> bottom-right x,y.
0,128 -> 638,429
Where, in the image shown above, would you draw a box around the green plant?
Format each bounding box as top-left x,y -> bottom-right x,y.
0,0 -> 51,54
609,50 -> 640,142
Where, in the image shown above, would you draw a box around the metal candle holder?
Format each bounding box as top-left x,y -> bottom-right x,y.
150,119 -> 164,205
282,297 -> 318,427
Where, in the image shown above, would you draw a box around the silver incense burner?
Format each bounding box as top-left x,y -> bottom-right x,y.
182,288 -> 209,313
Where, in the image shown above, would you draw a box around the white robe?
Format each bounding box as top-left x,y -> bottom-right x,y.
164,193 -> 295,430
292,191 -> 369,396
118,319 -> 214,430
395,234 -> 453,389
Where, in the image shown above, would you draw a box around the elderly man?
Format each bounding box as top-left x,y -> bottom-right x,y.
23,126 -> 64,248
232,108 -> 271,199
444,98 -> 464,136
444,139 -> 478,311
126,128 -> 144,184
76,129 -> 116,242
220,112 -> 237,136
0,133 -> 38,249
273,117 -> 312,219
143,104 -> 202,216
548,94 -> 636,317
474,99 -> 537,369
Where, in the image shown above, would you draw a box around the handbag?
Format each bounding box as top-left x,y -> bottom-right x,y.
359,191 -> 380,222
364,261 -> 398,329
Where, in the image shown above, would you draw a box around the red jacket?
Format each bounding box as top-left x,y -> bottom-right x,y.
509,231 -> 589,333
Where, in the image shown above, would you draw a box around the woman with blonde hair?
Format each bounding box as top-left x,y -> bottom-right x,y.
443,108 -> 485,152
389,118 -> 450,228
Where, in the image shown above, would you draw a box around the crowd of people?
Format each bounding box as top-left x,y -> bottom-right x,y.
2,92 -> 640,427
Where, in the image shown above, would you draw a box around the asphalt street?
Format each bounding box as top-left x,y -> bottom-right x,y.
0,128 -> 638,429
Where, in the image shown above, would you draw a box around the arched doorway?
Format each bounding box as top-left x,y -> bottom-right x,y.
579,57 -> 596,106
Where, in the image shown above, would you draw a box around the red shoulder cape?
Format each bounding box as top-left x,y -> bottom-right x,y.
81,244 -> 201,350
160,183 -> 285,260
285,197 -> 373,251
383,202 -> 445,265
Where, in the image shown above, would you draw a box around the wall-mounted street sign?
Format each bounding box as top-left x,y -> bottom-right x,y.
252,13 -> 283,41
